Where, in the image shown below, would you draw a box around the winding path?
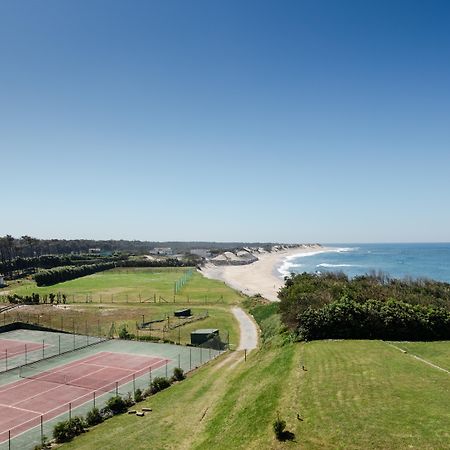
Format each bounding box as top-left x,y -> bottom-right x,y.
231,307 -> 258,352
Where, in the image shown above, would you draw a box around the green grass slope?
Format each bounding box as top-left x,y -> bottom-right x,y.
61,339 -> 450,450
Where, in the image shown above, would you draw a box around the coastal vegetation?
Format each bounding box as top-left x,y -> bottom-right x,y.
279,272 -> 450,341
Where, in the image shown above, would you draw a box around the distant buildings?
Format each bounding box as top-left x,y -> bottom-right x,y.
149,247 -> 173,256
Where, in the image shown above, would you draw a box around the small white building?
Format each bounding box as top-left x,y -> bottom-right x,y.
149,247 -> 173,256
0,275 -> 5,288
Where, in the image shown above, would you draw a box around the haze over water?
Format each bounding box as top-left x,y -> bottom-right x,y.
279,243 -> 450,283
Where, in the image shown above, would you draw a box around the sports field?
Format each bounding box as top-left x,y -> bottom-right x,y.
0,329 -> 221,450
3,267 -> 243,304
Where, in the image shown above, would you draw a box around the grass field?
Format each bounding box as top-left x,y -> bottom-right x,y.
389,340 -> 450,371
1,268 -> 243,304
59,339 -> 450,450
3,303 -> 240,348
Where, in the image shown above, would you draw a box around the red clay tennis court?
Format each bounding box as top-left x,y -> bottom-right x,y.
0,339 -> 46,359
0,351 -> 168,442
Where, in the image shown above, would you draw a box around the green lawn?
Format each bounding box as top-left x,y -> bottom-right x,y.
2,267 -> 243,304
4,303 -> 240,347
59,340 -> 450,450
389,341 -> 450,371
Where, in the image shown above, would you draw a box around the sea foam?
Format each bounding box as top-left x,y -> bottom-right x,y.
277,247 -> 358,278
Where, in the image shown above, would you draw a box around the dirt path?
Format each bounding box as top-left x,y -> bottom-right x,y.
231,306 -> 258,352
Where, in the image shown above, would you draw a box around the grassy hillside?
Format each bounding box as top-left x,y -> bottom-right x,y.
60,339 -> 450,450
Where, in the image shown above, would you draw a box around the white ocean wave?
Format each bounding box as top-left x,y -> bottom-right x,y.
316,263 -> 357,268
278,261 -> 302,278
277,246 -> 358,278
336,247 -> 359,253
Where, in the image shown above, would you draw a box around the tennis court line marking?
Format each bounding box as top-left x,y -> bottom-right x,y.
11,366 -> 109,407
383,341 -> 450,374
0,403 -> 43,416
0,339 -> 49,359
84,358 -> 166,371
0,356 -> 169,439
0,355 -> 112,395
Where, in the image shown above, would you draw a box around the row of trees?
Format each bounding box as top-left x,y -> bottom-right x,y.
1,234 -> 279,261
35,263 -> 116,286
0,254 -> 123,278
279,272 -> 450,341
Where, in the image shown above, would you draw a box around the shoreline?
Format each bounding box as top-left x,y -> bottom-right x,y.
200,245 -> 335,302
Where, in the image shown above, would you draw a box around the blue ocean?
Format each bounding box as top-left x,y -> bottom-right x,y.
279,243 -> 450,283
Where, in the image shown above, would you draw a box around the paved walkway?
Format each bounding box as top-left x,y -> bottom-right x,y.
231,307 -> 258,352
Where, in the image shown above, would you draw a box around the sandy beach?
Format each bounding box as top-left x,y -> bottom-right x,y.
201,245 -> 331,302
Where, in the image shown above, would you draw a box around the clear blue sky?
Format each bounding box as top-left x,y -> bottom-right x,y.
1,0 -> 450,243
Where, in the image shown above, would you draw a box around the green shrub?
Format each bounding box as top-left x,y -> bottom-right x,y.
105,395 -> 128,415
85,407 -> 103,426
53,417 -> 86,443
123,392 -> 135,407
172,367 -> 185,382
33,436 -> 50,450
134,388 -> 143,403
273,413 -> 286,440
150,377 -> 171,394
118,325 -> 131,340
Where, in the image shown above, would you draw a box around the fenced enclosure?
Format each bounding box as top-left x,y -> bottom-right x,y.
0,306 -> 231,348
0,328 -> 224,450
